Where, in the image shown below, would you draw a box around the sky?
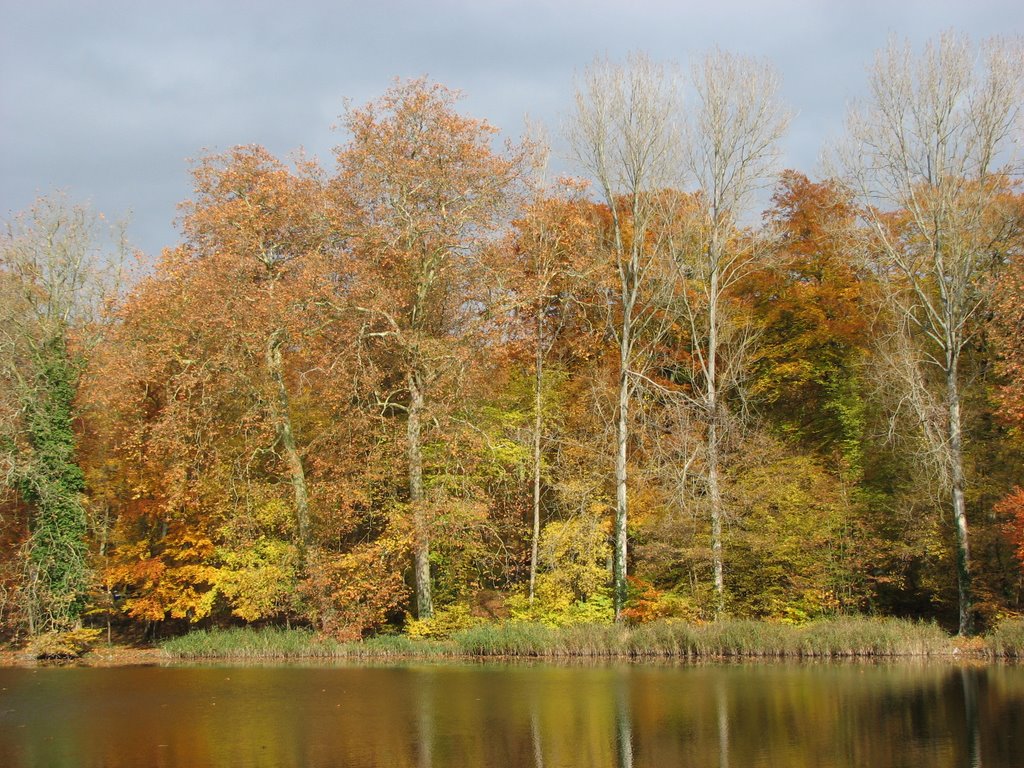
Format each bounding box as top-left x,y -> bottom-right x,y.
2,0 -> 1023,257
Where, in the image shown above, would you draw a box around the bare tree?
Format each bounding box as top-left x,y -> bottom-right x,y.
569,52 -> 682,619
674,50 -> 789,614
838,32 -> 1024,635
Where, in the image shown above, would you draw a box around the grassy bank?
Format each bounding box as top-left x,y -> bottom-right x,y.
159,617 -> 1024,661
159,628 -> 445,660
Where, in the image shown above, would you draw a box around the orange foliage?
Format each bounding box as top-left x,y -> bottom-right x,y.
999,489 -> 1024,574
300,542 -> 410,640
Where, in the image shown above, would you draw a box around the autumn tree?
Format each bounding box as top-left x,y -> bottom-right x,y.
84,148 -> 343,627
992,220 -> 1024,430
992,210 -> 1024,581
748,171 -> 868,471
334,80 -> 528,618
180,145 -> 332,557
668,50 -> 789,614
0,195 -> 124,632
569,53 -> 682,620
838,32 -> 1024,635
511,178 -> 602,601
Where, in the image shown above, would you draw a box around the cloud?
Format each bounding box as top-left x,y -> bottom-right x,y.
2,0 -> 1021,255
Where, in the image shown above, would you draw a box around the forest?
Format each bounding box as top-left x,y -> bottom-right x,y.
2,33 -> 1023,645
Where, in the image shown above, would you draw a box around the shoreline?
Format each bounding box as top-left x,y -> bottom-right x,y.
0,645 -> 1013,668
0,646 -> 166,668
3,616 -> 1021,667
1,640 -> 1019,670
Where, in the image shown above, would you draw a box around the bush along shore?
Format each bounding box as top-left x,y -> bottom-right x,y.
157,617 -> 1024,662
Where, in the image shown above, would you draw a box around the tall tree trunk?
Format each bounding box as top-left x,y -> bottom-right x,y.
707,259 -> 725,616
707,413 -> 724,615
946,353 -> 973,636
613,310 -> 632,621
408,368 -> 433,619
266,329 -> 311,556
529,309 -> 543,603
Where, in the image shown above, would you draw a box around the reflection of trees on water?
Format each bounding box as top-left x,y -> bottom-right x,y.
961,667 -> 982,768
717,679 -> 730,768
6,665 -> 1024,767
530,675 -> 544,768
415,669 -> 434,768
404,664 -> 986,768
615,668 -> 634,768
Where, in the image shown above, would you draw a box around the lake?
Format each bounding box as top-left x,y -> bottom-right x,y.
1,661 -> 1022,767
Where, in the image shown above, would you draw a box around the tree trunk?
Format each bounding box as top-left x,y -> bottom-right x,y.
613,313 -> 631,621
265,329 -> 311,556
946,356 -> 973,636
707,260 -> 725,616
707,412 -> 724,616
408,368 -> 433,619
529,310 -> 543,603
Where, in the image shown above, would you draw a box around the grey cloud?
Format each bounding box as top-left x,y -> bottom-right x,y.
2,0 -> 1022,256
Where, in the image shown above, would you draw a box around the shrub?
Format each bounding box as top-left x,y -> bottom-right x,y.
405,603 -> 484,639
30,627 -> 103,659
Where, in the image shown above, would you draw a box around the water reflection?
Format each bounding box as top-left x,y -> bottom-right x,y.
529,676 -> 544,768
962,667 -> 982,768
716,679 -> 730,768
416,669 -> 434,768
0,662 -> 1022,767
614,668 -> 633,768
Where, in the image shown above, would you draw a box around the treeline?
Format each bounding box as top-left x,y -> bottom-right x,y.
2,34 -> 1023,641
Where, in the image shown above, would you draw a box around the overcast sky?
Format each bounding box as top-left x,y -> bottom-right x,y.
2,0 -> 1022,256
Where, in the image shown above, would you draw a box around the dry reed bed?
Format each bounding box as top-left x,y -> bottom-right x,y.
160,617 -> 1024,661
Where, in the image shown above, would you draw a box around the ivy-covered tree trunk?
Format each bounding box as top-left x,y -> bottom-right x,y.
17,335 -> 89,633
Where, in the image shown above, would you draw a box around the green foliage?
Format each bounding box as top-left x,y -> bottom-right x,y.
16,336 -> 90,631
820,364 -> 868,479
727,445 -> 856,621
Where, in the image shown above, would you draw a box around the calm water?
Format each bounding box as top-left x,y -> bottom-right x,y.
1,662 -> 1022,767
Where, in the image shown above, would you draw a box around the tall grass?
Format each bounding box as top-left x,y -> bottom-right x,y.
985,619 -> 1024,658
160,627 -> 453,660
453,617 -> 949,658
162,617 -> 960,660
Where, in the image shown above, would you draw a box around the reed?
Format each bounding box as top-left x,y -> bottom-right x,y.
162,627 -> 451,660
161,617 -> 976,660
450,617 -> 948,659
985,619 -> 1024,658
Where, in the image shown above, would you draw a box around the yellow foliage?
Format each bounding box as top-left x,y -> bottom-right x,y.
405,603 -> 484,638
214,537 -> 298,622
30,628 -> 103,659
